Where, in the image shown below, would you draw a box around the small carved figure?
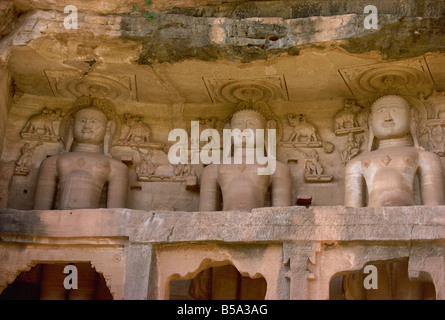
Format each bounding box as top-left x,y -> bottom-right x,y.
340,133 -> 364,165
132,147 -> 158,180
120,113 -> 151,144
287,113 -> 319,144
175,162 -> 198,191
21,107 -> 62,140
425,125 -> 445,156
429,90 -> 445,119
334,99 -> 363,134
300,149 -> 333,182
302,149 -> 323,176
14,142 -> 42,175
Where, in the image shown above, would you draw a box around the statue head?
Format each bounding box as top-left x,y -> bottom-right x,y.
60,97 -> 120,155
73,107 -> 109,145
368,95 -> 419,150
230,109 -> 266,149
230,109 -> 266,131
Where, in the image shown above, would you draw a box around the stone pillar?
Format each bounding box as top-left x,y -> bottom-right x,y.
409,245 -> 445,300
283,242 -> 321,300
124,243 -> 153,300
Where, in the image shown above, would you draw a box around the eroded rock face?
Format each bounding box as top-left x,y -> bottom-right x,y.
0,0 -> 18,39
2,0 -> 444,64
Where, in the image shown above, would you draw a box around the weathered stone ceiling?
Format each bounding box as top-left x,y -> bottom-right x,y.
1,0 -> 444,104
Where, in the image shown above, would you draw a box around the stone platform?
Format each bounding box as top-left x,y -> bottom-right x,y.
0,205 -> 444,299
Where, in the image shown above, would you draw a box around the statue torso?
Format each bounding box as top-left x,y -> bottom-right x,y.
217,162 -> 272,211
56,152 -> 112,209
359,146 -> 420,207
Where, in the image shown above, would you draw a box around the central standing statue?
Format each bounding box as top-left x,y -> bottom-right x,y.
192,109 -> 292,300
199,109 -> 292,211
343,95 -> 443,299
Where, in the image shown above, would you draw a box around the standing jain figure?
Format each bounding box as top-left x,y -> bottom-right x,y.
343,95 -> 443,299
199,109 -> 292,212
33,102 -> 128,300
33,106 -> 128,210
192,109 -> 292,300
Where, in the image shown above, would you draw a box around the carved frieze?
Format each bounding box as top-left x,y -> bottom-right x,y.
421,89 -> 445,156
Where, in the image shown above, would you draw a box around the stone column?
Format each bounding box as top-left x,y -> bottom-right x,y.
283,242 -> 320,300
124,242 -> 153,300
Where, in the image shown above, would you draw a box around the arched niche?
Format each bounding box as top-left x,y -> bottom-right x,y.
0,262 -> 113,300
169,263 -> 267,300
154,243 -> 282,300
329,258 -> 436,300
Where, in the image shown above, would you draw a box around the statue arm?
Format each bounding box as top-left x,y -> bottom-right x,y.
271,163 -> 292,207
344,159 -> 365,207
418,151 -> 445,205
198,164 -> 221,211
107,161 -> 129,208
33,156 -> 58,210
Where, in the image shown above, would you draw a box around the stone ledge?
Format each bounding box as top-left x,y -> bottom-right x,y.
0,206 -> 444,243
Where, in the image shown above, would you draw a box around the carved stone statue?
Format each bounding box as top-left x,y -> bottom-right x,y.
14,142 -> 42,176
345,95 -> 444,207
33,103 -> 128,210
199,109 -> 292,211
193,109 -> 291,299
343,94 -> 444,299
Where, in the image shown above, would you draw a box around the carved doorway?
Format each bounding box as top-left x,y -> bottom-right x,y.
0,262 -> 113,300
169,264 -> 267,300
329,258 -> 436,300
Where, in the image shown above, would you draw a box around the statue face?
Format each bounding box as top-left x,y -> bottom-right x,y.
230,110 -> 266,147
231,110 -> 266,131
371,100 -> 411,140
73,108 -> 108,144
